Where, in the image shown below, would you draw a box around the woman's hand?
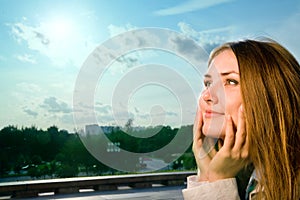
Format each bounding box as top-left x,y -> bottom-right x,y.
192,107 -> 217,181
193,105 -> 250,182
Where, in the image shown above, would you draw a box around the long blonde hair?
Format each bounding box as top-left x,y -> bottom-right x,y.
210,39 -> 300,199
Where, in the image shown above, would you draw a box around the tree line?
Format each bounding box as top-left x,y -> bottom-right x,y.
0,124 -> 196,179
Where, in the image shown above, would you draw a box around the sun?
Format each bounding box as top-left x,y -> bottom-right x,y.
37,15 -> 79,65
44,17 -> 74,42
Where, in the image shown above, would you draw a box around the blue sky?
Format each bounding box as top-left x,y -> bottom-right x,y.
1,0 -> 300,132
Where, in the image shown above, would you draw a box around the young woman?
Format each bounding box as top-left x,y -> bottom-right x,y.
183,39 -> 300,200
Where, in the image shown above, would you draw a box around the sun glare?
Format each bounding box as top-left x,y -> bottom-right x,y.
45,17 -> 73,41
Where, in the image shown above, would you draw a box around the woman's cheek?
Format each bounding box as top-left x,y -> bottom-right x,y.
227,107 -> 241,130
202,115 -> 226,139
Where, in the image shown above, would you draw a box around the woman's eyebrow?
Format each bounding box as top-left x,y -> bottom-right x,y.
204,71 -> 239,78
220,71 -> 239,76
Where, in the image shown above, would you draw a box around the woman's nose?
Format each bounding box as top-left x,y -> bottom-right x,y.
201,88 -> 218,104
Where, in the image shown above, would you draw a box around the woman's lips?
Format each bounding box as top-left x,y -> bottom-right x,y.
204,110 -> 224,118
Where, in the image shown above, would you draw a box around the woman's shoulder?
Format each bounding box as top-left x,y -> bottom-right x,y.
182,176 -> 240,200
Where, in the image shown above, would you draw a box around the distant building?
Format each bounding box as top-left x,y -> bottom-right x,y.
85,124 -> 100,135
85,124 -> 114,135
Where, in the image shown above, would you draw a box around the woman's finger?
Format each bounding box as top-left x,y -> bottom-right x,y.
233,105 -> 247,151
223,114 -> 235,149
193,107 -> 203,141
192,106 -> 213,179
207,140 -> 218,158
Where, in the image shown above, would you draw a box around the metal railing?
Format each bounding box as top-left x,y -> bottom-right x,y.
0,171 -> 195,198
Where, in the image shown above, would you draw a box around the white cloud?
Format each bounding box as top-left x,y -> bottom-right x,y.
16,82 -> 42,95
10,22 -> 48,52
177,22 -> 233,52
96,24 -> 159,75
108,23 -> 138,37
154,0 -> 235,16
23,108 -> 38,117
15,54 -> 37,64
60,113 -> 74,125
40,96 -> 72,113
9,20 -> 97,67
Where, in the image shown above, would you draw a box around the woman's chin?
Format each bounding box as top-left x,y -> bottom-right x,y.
202,126 -> 225,139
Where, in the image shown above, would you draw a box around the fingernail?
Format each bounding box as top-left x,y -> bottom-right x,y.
226,114 -> 231,120
240,105 -> 244,112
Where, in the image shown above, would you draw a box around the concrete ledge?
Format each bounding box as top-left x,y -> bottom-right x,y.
162,180 -> 184,186
94,184 -> 118,191
55,187 -> 79,194
13,190 -> 39,198
0,171 -> 196,198
129,182 -> 152,188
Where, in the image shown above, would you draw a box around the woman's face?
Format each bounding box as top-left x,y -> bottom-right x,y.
200,49 -> 242,139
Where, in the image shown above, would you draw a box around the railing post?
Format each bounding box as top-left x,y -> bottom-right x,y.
13,190 -> 39,198
94,184 -> 118,191
55,187 -> 79,194
162,180 -> 184,186
129,182 -> 152,188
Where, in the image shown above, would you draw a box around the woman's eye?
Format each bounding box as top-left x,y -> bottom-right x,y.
225,79 -> 239,85
204,81 -> 212,87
